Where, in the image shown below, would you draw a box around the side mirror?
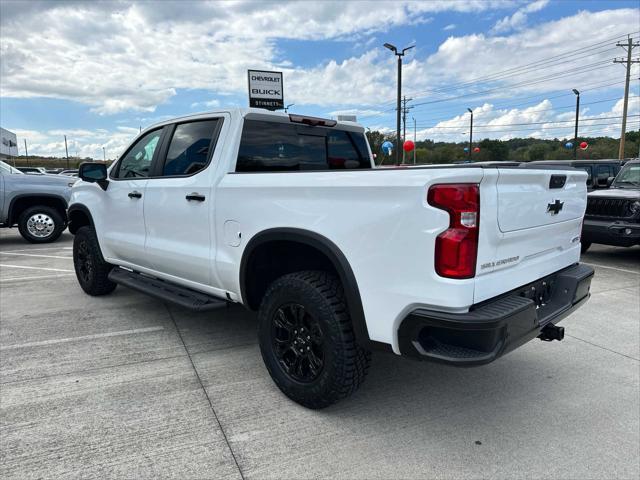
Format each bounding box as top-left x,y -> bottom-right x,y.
79,162 -> 108,190
606,176 -> 615,187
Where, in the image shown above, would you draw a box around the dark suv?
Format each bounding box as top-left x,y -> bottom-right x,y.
581,159 -> 640,253
530,159 -> 626,191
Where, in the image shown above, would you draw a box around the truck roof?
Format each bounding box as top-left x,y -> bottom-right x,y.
145,108 -> 363,133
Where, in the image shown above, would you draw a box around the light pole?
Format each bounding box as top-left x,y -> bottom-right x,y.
284,103 -> 295,113
572,89 -> 580,160
467,108 -> 473,161
103,147 -> 106,162
384,42 -> 414,165
412,117 -> 416,164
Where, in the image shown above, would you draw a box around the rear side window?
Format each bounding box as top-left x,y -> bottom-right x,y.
162,120 -> 219,176
236,120 -> 371,172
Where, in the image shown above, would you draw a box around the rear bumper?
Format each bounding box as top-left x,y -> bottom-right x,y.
397,263 -> 594,366
582,218 -> 640,247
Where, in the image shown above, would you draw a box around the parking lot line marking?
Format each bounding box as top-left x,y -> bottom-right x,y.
583,262 -> 639,275
0,273 -> 75,282
0,264 -> 74,273
0,246 -> 72,253
0,252 -> 72,260
0,326 -> 165,351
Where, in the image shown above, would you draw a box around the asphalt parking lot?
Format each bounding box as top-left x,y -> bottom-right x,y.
1,228 -> 638,480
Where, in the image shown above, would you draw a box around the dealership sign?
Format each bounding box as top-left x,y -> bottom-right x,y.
247,70 -> 284,110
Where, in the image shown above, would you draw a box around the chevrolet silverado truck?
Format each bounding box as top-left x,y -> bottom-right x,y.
581,159 -> 640,252
0,160 -> 75,243
67,109 -> 594,408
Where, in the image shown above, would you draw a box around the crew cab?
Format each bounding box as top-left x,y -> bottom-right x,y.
68,109 -> 594,408
581,159 -> 640,252
0,160 -> 75,243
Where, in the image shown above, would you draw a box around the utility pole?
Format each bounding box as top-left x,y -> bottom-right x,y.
24,139 -> 29,166
103,147 -> 106,162
572,89 -> 580,160
467,108 -> 473,161
412,117 -> 416,165
64,135 -> 69,168
401,96 -> 413,163
384,42 -> 414,165
614,36 -> 640,159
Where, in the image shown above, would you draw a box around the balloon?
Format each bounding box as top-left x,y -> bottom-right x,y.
403,140 -> 415,152
564,142 -> 573,149
580,141 -> 588,150
473,147 -> 480,153
463,147 -> 469,152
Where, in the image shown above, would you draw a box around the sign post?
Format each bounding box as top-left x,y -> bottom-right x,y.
247,70 -> 284,110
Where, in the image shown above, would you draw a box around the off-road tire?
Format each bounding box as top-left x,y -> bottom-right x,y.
73,226 -> 117,296
258,270 -> 371,409
17,206 -> 65,243
580,241 -> 591,254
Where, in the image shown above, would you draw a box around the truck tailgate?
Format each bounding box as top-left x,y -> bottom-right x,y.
497,168 -> 586,232
474,167 -> 588,303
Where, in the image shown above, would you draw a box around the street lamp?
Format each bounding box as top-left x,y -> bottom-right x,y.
384,42 -> 415,165
572,89 -> 580,160
284,103 -> 295,113
467,108 -> 473,161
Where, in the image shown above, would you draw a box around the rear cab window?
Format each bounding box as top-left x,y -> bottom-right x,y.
161,119 -> 221,176
236,119 -> 372,172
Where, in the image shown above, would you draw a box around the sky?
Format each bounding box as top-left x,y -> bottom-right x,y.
1,0 -> 639,159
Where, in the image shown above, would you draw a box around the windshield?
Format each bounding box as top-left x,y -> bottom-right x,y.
0,160 -> 23,174
612,162 -> 640,188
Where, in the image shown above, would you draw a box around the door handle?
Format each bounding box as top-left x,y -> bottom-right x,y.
186,193 -> 206,202
128,191 -> 142,199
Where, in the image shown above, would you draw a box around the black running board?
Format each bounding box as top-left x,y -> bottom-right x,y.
108,268 -> 227,311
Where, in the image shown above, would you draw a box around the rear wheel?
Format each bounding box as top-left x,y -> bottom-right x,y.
73,226 -> 117,296
580,241 -> 591,254
258,271 -> 371,409
18,206 -> 65,243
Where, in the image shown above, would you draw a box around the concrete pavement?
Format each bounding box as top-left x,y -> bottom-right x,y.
1,228 -> 638,479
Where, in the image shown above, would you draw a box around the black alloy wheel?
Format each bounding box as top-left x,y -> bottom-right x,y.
271,303 -> 325,383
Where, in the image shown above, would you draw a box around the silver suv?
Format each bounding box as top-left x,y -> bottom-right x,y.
0,160 -> 75,243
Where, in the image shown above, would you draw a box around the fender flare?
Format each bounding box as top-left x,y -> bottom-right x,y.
8,193 -> 69,225
240,227 -> 386,350
67,203 -> 95,233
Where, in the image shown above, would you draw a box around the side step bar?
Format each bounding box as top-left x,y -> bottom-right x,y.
108,268 -> 227,312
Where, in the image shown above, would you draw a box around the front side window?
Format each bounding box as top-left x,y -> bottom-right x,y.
236,120 -> 371,172
612,163 -> 640,188
114,129 -> 162,179
162,120 -> 219,176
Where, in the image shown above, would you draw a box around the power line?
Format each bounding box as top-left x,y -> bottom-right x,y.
376,30 -> 639,108
416,114 -> 639,129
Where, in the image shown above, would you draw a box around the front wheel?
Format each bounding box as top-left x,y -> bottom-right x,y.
18,206 -> 65,243
258,271 -> 371,409
73,226 -> 117,296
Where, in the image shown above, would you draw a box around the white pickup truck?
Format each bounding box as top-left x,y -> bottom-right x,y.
69,108 -> 594,408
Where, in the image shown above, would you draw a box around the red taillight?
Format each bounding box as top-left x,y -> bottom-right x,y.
427,184 -> 480,279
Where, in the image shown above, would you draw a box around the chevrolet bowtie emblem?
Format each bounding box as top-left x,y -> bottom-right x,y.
547,199 -> 564,215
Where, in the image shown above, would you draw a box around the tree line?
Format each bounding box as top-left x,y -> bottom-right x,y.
366,130 -> 640,165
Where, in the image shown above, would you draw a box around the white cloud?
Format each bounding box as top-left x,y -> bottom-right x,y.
491,0 -> 550,34
0,0 -> 514,113
191,99 -> 221,109
415,94 -> 640,142
443,24 -> 456,31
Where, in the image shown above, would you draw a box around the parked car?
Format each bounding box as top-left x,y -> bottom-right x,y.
68,109 -> 593,408
0,160 -> 75,243
59,169 -> 79,177
529,160 -> 626,191
581,159 -> 640,253
17,166 -> 47,174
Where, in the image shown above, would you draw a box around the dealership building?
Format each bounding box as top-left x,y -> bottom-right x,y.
1,127 -> 18,160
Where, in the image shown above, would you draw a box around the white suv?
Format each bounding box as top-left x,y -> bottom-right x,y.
68,109 -> 593,408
